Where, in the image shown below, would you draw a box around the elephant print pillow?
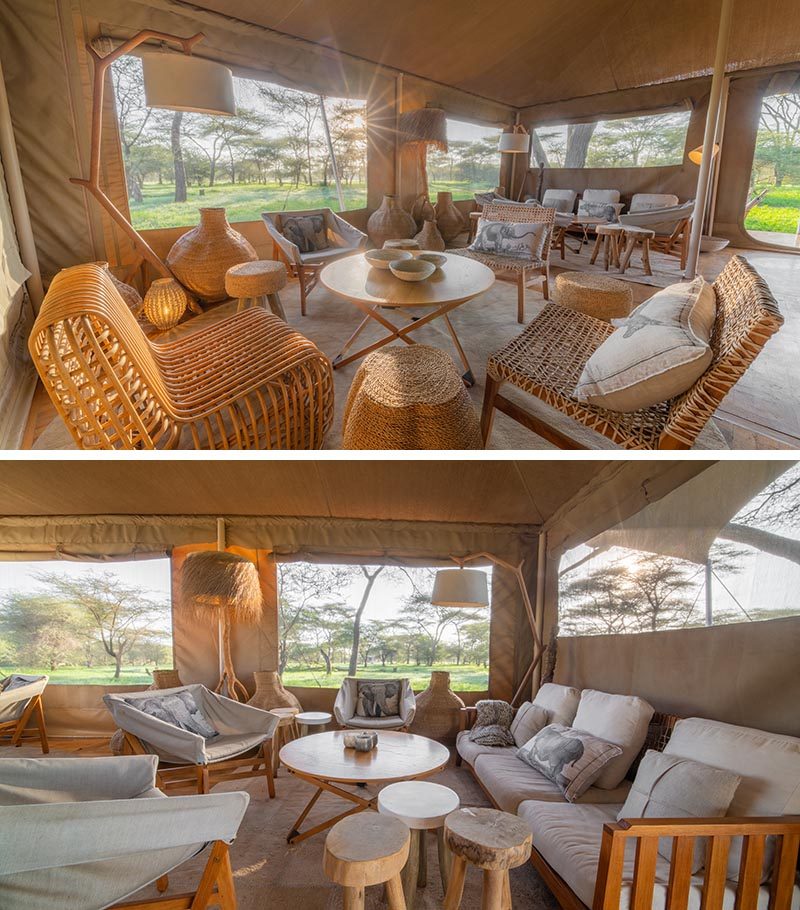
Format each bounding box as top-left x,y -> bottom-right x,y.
469,219 -> 548,260
517,724 -> 622,801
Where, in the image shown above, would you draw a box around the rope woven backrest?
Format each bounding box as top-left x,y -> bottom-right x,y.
481,203 -> 556,226
661,255 -> 783,447
29,264 -> 178,449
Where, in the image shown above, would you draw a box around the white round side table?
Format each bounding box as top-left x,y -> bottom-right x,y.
295,711 -> 332,736
378,780 -> 460,908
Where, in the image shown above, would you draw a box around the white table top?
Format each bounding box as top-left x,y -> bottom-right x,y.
378,780 -> 460,829
321,252 -> 494,309
295,711 -> 332,724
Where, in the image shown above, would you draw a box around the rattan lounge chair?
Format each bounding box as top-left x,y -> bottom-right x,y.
481,256 -> 783,450
29,263 -> 334,450
0,674 -> 49,754
333,677 -> 416,731
450,202 -> 556,323
261,208 -> 367,316
0,754 -> 247,910
104,684 -> 280,796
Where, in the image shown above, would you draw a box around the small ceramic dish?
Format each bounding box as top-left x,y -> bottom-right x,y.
390,258 -> 436,282
418,252 -> 447,269
365,249 -> 413,270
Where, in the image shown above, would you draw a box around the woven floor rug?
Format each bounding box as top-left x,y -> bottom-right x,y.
553,237 -> 686,288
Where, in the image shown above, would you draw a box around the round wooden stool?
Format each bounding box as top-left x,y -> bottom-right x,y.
324,812 -> 410,910
590,223 -> 624,271
378,781 -> 460,908
295,710 -> 332,736
443,808 -> 532,910
342,345 -> 482,450
270,708 -> 300,775
225,260 -> 287,319
555,271 -> 633,322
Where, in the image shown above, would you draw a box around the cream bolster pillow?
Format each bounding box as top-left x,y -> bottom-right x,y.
618,750 -> 741,872
510,701 -> 550,747
469,218 -> 548,260
517,723 -> 622,802
572,689 -> 655,789
573,276 -> 716,412
532,683 -> 581,727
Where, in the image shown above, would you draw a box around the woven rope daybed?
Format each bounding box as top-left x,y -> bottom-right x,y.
481,255 -> 783,450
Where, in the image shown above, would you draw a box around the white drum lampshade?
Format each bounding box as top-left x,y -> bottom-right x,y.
431,568 -> 489,608
142,53 -> 236,116
498,130 -> 530,154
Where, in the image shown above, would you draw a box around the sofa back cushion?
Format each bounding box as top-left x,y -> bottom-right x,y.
532,683 -> 580,727
573,689 -> 655,789
510,701 -> 550,747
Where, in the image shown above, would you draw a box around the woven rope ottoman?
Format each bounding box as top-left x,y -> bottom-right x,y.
225,260 -> 287,319
342,345 -> 482,450
555,270 -> 633,322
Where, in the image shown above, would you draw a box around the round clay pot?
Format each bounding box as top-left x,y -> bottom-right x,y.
411,670 -> 465,744
248,670 -> 302,711
434,191 -> 466,242
414,219 -> 446,252
367,194 -> 416,247
167,207 -> 257,302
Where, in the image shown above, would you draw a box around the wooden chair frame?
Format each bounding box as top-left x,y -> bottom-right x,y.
650,216 -> 691,270
0,692 -> 49,754
123,731 -> 275,798
113,840 -> 237,910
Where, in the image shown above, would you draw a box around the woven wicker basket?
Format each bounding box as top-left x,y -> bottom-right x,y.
411,671 -> 465,744
248,670 -> 302,711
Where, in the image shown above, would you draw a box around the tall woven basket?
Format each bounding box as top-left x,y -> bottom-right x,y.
248,670 -> 302,711
411,671 -> 465,744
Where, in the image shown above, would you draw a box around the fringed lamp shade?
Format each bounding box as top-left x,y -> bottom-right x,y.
398,108 -> 448,153
431,568 -> 489,608
180,550 -> 263,624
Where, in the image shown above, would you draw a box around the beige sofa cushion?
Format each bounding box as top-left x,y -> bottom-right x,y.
573,277 -> 716,412
510,702 -> 550,747
572,689 -> 654,789
532,683 -> 580,727
455,730 -> 513,767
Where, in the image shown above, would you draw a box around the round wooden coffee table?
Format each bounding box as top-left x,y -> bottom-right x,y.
280,730 -> 450,845
321,252 -> 494,386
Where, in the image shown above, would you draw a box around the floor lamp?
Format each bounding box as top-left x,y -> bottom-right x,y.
70,29 -> 235,284
432,552 -> 545,706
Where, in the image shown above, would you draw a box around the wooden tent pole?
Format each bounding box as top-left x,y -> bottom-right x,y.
685,0 -> 734,279
216,519 -> 227,693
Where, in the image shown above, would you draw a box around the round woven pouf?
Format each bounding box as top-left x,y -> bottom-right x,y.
342,345 -> 482,450
555,270 -> 633,322
225,260 -> 288,319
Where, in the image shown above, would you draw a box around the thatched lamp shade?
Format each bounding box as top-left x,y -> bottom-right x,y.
398,108 -> 448,153
180,550 -> 263,624
143,278 -> 189,330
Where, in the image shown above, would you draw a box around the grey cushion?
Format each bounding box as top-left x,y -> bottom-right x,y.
201,732 -> 271,763
469,219 -> 547,260
468,699 -> 515,746
455,730 -> 515,766
356,681 -> 400,718
517,723 -> 622,802
618,750 -> 741,871
3,675 -> 44,692
282,214 -> 329,253
510,702 -> 550,747
123,691 -> 217,739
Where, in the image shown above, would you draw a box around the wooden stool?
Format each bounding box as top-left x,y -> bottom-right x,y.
295,711 -> 332,736
590,223 -> 624,271
378,781 -> 460,909
618,225 -> 656,276
554,271 -> 633,322
342,345 -> 482,449
225,260 -> 288,318
271,708 -> 300,775
324,812 -> 410,910
443,808 -> 532,910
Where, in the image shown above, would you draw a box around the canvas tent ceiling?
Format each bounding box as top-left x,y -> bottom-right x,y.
170,0 -> 800,108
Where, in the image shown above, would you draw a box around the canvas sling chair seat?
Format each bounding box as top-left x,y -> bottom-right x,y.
334,677 -> 417,731
0,674 -> 49,753
104,684 -> 279,794
0,755 -> 248,910
261,208 -> 367,316
480,255 -> 783,450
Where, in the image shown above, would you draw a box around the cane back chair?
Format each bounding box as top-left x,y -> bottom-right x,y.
29,264 -> 334,449
481,255 -> 783,450
449,202 -> 556,323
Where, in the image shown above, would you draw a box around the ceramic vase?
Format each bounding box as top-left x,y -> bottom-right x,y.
412,670 -> 465,744
166,207 -> 257,302
93,261 -> 143,314
414,219 -> 446,252
248,670 -> 302,711
434,191 -> 466,242
367,194 -> 416,247
410,192 -> 436,230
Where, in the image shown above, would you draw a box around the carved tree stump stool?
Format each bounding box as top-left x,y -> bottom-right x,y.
590,223 -> 624,271
225,260 -> 288,319
618,225 -> 656,276
378,781 -> 461,909
324,812 -> 410,910
443,808 -> 532,910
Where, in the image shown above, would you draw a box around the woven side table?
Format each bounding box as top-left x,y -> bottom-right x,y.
342,345 -> 482,450
555,271 -> 633,322
225,260 -> 288,319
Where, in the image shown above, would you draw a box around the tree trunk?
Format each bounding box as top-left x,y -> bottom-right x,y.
718,522 -> 800,566
320,648 -> 332,674
565,123 -> 597,168
529,130 -> 550,169
209,160 -> 216,187
171,112 -> 187,203
348,566 -> 384,676
114,651 -> 123,680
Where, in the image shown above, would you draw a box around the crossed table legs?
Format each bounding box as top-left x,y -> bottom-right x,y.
286,769 -> 379,844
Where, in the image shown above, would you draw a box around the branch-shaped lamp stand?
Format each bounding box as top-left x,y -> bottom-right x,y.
451,551 -> 545,706
69,29 -> 204,291
214,518 -> 249,702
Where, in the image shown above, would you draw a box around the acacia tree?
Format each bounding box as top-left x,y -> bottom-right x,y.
111,56 -> 152,202
347,566 -> 385,675
755,93 -> 800,187
259,86 -> 321,185
0,593 -> 80,670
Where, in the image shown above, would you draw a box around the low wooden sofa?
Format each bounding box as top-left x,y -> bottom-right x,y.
457,685 -> 800,910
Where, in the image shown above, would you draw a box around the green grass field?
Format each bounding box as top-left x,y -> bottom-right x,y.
3,662 -> 488,690
744,185 -> 800,234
